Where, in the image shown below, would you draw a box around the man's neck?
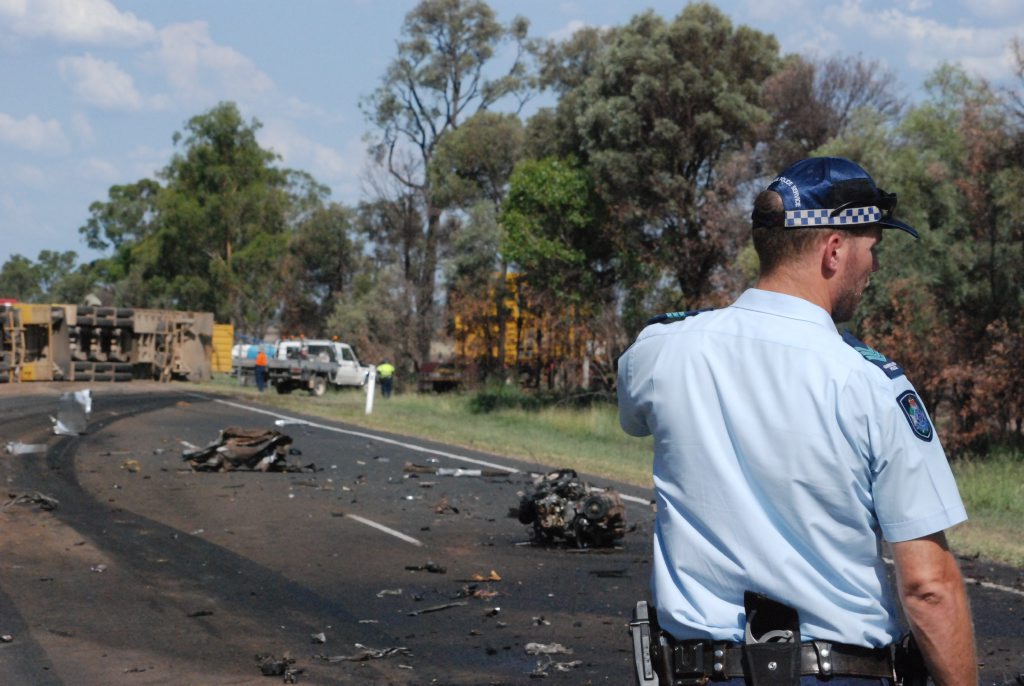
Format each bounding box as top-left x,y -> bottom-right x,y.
756,271 -> 832,315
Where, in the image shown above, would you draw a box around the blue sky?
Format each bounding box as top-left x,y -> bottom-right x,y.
2,0 -> 1023,268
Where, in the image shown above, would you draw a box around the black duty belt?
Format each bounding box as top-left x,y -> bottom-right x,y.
669,639 -> 893,681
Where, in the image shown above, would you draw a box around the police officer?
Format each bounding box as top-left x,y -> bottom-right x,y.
618,158 -> 976,686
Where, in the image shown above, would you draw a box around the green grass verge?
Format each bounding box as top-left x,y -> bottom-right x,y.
947,451 -> 1024,567
199,376 -> 1022,566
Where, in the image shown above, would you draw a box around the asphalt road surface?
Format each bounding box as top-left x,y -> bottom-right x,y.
0,384 -> 1020,685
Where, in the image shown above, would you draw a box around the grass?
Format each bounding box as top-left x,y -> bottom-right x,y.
199,375 -> 1022,566
947,450 -> 1024,567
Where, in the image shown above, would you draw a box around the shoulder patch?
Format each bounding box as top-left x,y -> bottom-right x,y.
897,390 -> 934,442
646,308 -> 714,326
841,330 -> 904,379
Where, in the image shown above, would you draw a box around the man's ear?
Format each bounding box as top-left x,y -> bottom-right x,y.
820,232 -> 844,277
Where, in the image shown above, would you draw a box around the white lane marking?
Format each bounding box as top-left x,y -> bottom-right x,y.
191,395 -> 518,473
189,394 -> 654,506
966,578 -> 1024,597
345,514 -> 423,547
883,557 -> 1023,598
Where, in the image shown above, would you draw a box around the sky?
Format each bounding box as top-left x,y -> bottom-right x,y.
2,0 -> 1024,268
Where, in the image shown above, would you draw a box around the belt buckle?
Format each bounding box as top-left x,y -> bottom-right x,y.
672,641 -> 709,686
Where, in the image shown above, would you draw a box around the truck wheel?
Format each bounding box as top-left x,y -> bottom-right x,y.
309,376 -> 326,397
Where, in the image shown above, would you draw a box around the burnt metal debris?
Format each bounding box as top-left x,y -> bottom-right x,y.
515,469 -> 626,548
182,427 -> 315,472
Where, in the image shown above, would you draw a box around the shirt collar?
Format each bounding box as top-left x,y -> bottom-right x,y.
731,288 -> 839,335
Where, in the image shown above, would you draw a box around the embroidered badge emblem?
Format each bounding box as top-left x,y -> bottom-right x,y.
898,390 -> 933,442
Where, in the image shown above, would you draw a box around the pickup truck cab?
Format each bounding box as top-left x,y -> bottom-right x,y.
275,339 -> 371,390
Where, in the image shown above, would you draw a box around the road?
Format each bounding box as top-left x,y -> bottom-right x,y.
0,384 -> 1020,685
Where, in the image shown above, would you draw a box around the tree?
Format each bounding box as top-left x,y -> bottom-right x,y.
281,202 -> 362,336
79,179 -> 160,252
363,0 -> 534,363
0,255 -> 42,302
565,4 -> 780,308
760,54 -> 904,172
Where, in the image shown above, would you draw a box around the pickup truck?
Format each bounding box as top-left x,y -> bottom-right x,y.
232,339 -> 371,396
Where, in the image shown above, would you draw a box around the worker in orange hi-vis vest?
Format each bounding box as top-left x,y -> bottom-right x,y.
254,347 -> 269,392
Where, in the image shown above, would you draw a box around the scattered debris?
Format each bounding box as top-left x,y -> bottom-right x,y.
310,632 -> 326,644
461,570 -> 501,582
515,469 -> 626,548
255,653 -> 303,682
524,642 -> 573,656
90,564 -> 107,573
4,441 -> 47,455
51,389 -> 91,436
376,588 -> 403,598
187,610 -> 214,618
405,561 -> 446,574
530,657 -> 584,678
404,462 -> 511,477
532,616 -> 551,626
1,635 -> 13,643
4,491 -> 59,511
457,585 -> 500,600
273,419 -> 310,427
406,601 -> 467,616
316,644 -> 413,662
120,459 -> 141,473
182,427 -> 314,472
433,496 -> 459,515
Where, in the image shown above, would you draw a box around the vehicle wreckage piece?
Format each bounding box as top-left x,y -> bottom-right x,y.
182,427 -> 311,472
515,469 -> 626,548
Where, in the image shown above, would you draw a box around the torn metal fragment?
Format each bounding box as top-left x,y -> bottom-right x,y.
406,601 -> 468,616
4,441 -> 48,455
316,644 -> 412,662
524,642 -> 573,656
53,389 -> 91,436
4,491 -> 59,511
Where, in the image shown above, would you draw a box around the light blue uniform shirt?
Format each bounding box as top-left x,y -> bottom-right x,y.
617,289 -> 966,647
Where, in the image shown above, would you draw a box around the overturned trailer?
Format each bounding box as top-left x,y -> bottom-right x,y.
0,303 -> 214,383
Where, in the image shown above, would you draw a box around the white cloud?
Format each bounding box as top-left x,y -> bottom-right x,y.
0,111 -> 69,154
829,0 -> 1024,81
70,111 -> 94,145
0,0 -> 155,46
156,21 -> 273,103
13,164 -> 47,188
967,0 -> 1021,19
259,122 -> 366,202
58,53 -> 145,110
78,157 -> 119,182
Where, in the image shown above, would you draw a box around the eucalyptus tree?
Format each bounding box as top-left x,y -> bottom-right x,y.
363,0 -> 534,362
564,4 -> 780,308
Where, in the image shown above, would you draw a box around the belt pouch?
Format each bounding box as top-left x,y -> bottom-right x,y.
742,642 -> 800,686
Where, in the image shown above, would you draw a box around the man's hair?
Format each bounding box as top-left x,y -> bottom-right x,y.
751,190 -> 827,274
751,190 -> 876,275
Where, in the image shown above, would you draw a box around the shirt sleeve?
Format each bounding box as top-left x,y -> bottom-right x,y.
846,373 -> 967,542
617,344 -> 652,437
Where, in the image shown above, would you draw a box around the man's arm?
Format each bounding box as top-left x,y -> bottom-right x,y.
890,532 -> 977,686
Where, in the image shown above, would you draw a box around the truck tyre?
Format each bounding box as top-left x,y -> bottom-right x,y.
309,375 -> 326,397
275,382 -> 292,395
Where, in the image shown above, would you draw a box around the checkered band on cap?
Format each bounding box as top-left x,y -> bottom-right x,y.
784,206 -> 882,228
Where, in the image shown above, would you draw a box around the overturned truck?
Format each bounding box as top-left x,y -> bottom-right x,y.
0,303 -> 214,383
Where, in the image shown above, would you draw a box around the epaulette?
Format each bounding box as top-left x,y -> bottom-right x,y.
645,308 -> 714,326
841,330 -> 904,379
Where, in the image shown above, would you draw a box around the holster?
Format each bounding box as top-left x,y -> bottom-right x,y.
629,600 -> 662,685
893,634 -> 928,686
742,591 -> 801,686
